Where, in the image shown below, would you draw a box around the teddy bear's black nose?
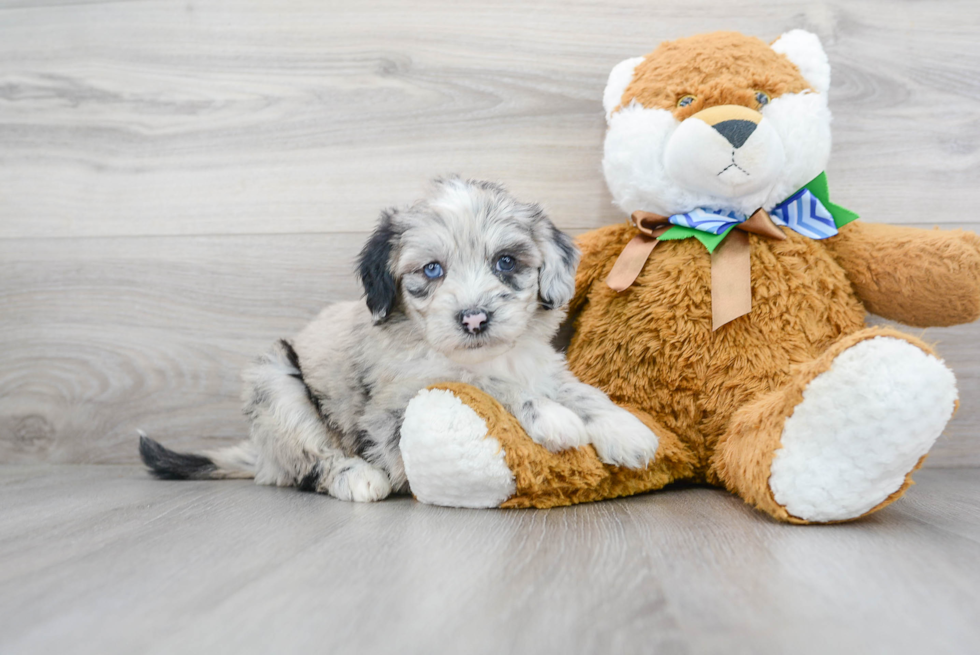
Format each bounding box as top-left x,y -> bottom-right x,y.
713,119 -> 757,149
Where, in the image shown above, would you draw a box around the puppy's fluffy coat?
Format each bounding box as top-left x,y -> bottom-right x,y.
140,178 -> 659,501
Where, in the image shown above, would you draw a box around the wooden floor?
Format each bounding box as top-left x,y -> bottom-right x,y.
2,465 -> 979,655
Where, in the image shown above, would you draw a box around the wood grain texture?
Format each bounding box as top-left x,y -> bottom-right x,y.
1,0 -> 980,465
0,234 -> 362,464
1,465 -> 979,655
0,0 -> 978,237
2,230 -> 979,466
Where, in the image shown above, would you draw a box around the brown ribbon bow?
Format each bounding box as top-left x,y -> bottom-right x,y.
606,208 -> 787,330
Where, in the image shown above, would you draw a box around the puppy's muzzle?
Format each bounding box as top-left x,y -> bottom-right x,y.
693,105 -> 762,149
459,309 -> 490,335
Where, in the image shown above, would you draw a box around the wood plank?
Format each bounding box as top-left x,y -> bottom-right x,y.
1,465 -> 978,654
0,233 -> 362,464
2,231 -> 980,466
0,0 -> 978,237
2,0 -> 980,466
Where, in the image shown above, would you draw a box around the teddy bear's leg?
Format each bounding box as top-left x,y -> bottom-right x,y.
401,382 -> 697,509
400,385 -> 517,508
710,327 -> 958,524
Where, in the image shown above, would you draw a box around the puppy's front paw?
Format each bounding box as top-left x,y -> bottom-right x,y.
589,409 -> 660,469
525,399 -> 589,453
328,461 -> 392,502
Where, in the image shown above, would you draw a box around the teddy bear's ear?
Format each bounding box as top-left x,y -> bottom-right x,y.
603,56 -> 645,121
771,29 -> 830,95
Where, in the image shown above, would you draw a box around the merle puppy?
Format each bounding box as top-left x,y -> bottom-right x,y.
140,177 -> 660,501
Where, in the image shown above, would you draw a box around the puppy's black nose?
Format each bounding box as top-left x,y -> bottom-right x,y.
713,119 -> 757,149
459,309 -> 490,335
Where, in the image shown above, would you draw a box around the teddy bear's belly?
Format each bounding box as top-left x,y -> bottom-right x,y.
568,233 -> 866,472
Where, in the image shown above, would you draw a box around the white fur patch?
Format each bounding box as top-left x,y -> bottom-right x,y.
587,409 -> 660,470
328,461 -> 392,502
603,56 -> 645,120
603,90 -> 831,217
664,115 -> 786,201
603,104 -> 687,217
769,337 -> 958,522
771,29 -> 831,95
757,90 -> 831,208
401,388 -> 516,508
525,397 -> 588,452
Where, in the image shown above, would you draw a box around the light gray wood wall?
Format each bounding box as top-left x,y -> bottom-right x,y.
2,0 -> 979,466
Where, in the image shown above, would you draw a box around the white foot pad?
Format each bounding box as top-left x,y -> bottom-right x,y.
328,462 -> 392,503
769,337 -> 957,522
401,389 -> 516,508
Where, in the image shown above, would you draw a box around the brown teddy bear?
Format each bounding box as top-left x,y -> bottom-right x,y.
398,30 -> 980,523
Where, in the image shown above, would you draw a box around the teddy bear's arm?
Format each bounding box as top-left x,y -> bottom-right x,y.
824,221 -> 980,327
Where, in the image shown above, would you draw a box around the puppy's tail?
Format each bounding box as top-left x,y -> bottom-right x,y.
138,431 -> 256,480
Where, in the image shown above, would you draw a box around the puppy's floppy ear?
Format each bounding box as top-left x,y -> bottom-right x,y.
529,205 -> 579,310
357,209 -> 400,324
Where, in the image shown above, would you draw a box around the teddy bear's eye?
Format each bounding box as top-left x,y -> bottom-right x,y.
677,95 -> 696,108
755,91 -> 771,107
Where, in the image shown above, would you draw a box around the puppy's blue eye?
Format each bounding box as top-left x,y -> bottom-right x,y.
677,95 -> 696,108
423,262 -> 443,279
755,91 -> 770,107
495,255 -> 516,272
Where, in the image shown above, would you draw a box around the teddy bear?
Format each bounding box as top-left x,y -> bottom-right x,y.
397,29 -> 980,523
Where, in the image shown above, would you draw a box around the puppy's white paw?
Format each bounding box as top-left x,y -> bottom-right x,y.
328,461 -> 392,502
526,399 -> 589,453
588,409 -> 659,469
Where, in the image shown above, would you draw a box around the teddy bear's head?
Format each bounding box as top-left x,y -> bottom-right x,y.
602,30 -> 832,218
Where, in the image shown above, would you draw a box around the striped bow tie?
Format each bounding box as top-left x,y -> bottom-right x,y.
669,187 -> 839,240
606,172 -> 859,331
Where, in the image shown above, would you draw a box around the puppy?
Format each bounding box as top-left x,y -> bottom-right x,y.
139,177 -> 659,501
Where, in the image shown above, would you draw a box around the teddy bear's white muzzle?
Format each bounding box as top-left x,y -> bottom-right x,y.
664,106 -> 787,201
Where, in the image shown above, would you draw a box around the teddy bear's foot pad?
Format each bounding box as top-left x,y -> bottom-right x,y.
769,336 -> 957,522
401,388 -> 516,508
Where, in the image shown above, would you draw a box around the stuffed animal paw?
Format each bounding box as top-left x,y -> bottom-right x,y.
399,383 -> 684,509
